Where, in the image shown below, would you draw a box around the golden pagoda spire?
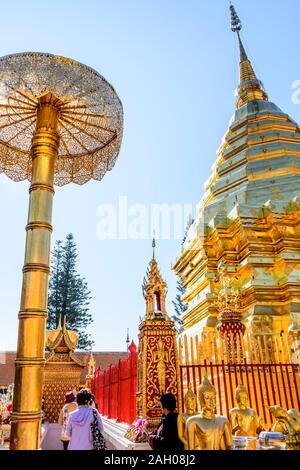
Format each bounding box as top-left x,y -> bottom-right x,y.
152,230 -> 156,260
230,3 -> 268,108
142,238 -> 168,319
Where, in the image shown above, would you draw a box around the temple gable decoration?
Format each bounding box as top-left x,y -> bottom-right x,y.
43,317 -> 86,423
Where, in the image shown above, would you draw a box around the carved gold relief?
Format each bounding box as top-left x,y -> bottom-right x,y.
137,247 -> 181,428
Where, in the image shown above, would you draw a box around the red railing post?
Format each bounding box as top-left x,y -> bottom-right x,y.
107,365 -> 112,419
129,341 -> 137,424
116,359 -> 122,422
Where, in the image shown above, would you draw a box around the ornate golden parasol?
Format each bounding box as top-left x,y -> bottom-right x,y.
0,52 -> 123,449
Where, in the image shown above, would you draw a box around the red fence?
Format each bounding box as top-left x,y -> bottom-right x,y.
93,341 -> 137,425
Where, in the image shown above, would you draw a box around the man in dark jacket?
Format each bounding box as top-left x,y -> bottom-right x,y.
149,393 -> 184,451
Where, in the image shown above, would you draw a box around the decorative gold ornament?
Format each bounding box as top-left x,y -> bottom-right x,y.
213,264 -> 240,313
137,242 -> 181,430
43,318 -> 85,424
0,52 -> 123,450
153,339 -> 168,394
0,53 -> 123,186
186,371 -> 232,450
85,352 -> 96,389
214,268 -> 246,362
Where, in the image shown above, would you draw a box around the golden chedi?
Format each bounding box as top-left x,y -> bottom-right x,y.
230,384 -> 263,449
186,371 -> 232,450
172,5 -> 300,356
178,385 -> 197,449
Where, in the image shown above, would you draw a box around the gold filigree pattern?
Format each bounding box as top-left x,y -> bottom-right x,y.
0,52 -> 123,186
137,251 -> 182,429
138,322 -> 181,428
43,381 -> 79,423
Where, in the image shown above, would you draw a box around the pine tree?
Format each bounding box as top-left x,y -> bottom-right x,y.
172,216 -> 194,332
47,233 -> 93,350
47,239 -> 63,329
172,279 -> 186,333
182,215 -> 194,245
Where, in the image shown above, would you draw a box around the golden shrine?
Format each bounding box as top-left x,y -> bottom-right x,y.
85,352 -> 96,390
136,239 -> 181,430
173,4 -> 300,360
43,317 -> 85,423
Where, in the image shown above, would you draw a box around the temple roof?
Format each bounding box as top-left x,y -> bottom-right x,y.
46,316 -> 78,352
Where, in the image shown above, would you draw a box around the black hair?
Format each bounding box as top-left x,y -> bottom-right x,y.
160,393 -> 176,411
76,388 -> 92,406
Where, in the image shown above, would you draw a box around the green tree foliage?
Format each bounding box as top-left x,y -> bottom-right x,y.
172,279 -> 186,333
47,233 -> 93,350
172,216 -> 194,332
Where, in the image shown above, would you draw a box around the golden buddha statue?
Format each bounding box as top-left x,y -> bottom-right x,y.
177,384 -> 197,449
186,371 -> 232,450
288,408 -> 300,425
269,406 -> 300,434
230,384 -> 263,438
269,405 -> 300,449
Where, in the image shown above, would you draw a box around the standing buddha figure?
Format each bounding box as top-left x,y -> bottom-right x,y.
230,384 -> 263,437
153,339 -> 168,394
178,384 -> 197,449
186,371 -> 232,450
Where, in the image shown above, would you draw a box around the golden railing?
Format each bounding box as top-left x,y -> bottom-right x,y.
178,333 -> 300,430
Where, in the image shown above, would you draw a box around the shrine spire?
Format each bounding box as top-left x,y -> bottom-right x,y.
230,3 -> 268,108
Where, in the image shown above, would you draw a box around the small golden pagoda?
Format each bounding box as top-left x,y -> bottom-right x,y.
137,239 -> 181,429
43,317 -> 85,423
85,352 -> 96,389
173,5 -> 300,358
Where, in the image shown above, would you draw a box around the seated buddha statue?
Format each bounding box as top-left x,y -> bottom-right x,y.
177,384 -> 197,449
269,405 -> 300,434
186,371 -> 232,450
230,384 -> 264,437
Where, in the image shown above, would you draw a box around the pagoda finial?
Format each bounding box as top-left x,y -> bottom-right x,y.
229,3 -> 268,107
152,230 -> 156,260
230,3 -> 242,33
142,237 -> 168,320
126,328 -> 130,350
230,4 -> 249,63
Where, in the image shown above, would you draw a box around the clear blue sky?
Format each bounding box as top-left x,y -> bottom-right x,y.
0,0 -> 300,352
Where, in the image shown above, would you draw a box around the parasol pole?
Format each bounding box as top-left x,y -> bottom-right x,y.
10,93 -> 61,450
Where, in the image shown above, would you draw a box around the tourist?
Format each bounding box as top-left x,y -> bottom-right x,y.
66,388 -> 105,450
148,393 -> 184,451
58,391 -> 78,451
89,394 -> 98,410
